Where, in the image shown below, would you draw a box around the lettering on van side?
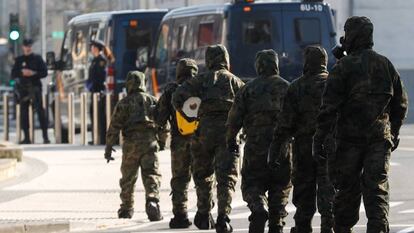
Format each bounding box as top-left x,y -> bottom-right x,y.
300,4 -> 323,12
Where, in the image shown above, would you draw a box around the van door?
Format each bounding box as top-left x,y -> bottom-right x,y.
281,3 -> 331,81
228,5 -> 283,80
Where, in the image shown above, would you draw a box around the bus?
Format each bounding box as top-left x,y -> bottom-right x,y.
46,9 -> 167,142
146,0 -> 337,95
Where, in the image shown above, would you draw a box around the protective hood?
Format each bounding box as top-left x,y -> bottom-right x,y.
343,16 -> 374,54
125,71 -> 146,94
205,44 -> 230,70
303,46 -> 328,75
176,58 -> 198,84
255,49 -> 279,77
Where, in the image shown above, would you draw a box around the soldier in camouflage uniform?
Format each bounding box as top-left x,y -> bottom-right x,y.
155,58 -> 198,228
313,16 -> 408,233
227,49 -> 292,233
269,46 -> 335,233
172,45 -> 244,233
105,71 -> 163,221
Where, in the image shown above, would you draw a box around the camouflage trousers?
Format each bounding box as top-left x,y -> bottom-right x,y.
332,138 -> 391,233
119,134 -> 161,210
170,135 -> 192,215
291,135 -> 335,231
242,128 -> 292,229
192,115 -> 238,216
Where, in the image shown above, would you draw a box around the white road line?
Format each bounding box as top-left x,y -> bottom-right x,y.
399,209 -> 414,214
391,162 -> 401,166
397,226 -> 414,233
400,136 -> 414,139
397,147 -> 414,152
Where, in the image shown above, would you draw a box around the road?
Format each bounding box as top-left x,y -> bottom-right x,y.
0,125 -> 414,232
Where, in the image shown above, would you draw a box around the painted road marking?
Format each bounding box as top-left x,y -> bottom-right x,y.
397,226 -> 414,233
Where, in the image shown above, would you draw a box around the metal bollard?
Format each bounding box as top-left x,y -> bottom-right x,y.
92,93 -> 100,145
105,93 -> 112,130
29,103 -> 34,143
54,93 -> 62,144
118,92 -> 127,146
3,94 -> 9,141
68,93 -> 75,144
16,104 -> 21,143
42,93 -> 49,129
80,93 -> 88,145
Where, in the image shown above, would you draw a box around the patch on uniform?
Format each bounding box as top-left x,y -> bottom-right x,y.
99,60 -> 106,67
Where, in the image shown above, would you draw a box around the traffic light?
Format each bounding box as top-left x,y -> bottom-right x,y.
9,13 -> 20,41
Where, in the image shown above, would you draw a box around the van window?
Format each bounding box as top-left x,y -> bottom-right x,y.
295,18 -> 321,44
197,22 -> 214,47
71,26 -> 88,64
126,27 -> 151,50
243,20 -> 272,44
155,23 -> 169,65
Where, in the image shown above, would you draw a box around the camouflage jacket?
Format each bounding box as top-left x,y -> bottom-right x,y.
315,49 -> 408,141
226,75 -> 290,140
106,71 -> 158,146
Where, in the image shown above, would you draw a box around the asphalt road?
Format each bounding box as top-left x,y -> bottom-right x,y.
0,125 -> 414,233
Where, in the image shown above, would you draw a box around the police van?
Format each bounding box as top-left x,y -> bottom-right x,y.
146,0 -> 337,95
48,9 -> 168,95
46,9 -> 167,142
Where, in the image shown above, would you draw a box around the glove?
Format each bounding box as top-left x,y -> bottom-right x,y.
227,139 -> 239,154
391,133 -> 400,152
312,137 -> 327,164
104,145 -> 116,163
268,143 -> 281,172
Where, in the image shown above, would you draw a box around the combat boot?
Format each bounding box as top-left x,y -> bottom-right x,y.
333,225 -> 353,233
146,201 -> 163,221
118,208 -> 134,218
248,208 -> 268,233
215,214 -> 233,233
321,217 -> 334,233
290,225 -> 312,233
169,212 -> 192,229
269,226 -> 284,233
194,211 -> 215,229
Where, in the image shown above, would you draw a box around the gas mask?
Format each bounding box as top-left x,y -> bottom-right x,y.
331,36 -> 346,60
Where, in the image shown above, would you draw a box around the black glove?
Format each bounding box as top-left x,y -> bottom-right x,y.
104,145 -> 116,163
392,133 -> 400,152
268,143 -> 281,172
227,139 -> 239,154
312,137 -> 327,164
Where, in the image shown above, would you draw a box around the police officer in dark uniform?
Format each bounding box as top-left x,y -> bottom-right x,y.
11,38 -> 50,144
87,40 -> 107,144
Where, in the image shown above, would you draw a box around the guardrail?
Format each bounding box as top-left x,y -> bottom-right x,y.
1,92 -> 123,145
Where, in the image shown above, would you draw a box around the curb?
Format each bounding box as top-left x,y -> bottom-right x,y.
0,222 -> 70,233
0,159 -> 17,182
0,141 -> 23,162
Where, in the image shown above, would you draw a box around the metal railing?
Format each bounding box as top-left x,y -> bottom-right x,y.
1,92 -> 124,145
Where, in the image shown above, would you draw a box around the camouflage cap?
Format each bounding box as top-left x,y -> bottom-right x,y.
303,45 -> 328,75
255,49 -> 279,77
125,70 -> 146,94
343,16 -> 374,53
176,58 -> 198,84
205,44 -> 230,70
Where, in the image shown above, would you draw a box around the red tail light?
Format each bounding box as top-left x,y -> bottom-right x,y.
106,66 -> 115,93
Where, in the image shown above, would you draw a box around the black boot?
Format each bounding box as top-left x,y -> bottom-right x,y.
269,226 -> 284,233
169,212 -> 192,229
321,217 -> 334,233
118,208 -> 134,218
215,214 -> 233,233
19,138 -> 31,144
146,201 -> 163,221
248,209 -> 268,233
194,211 -> 215,229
